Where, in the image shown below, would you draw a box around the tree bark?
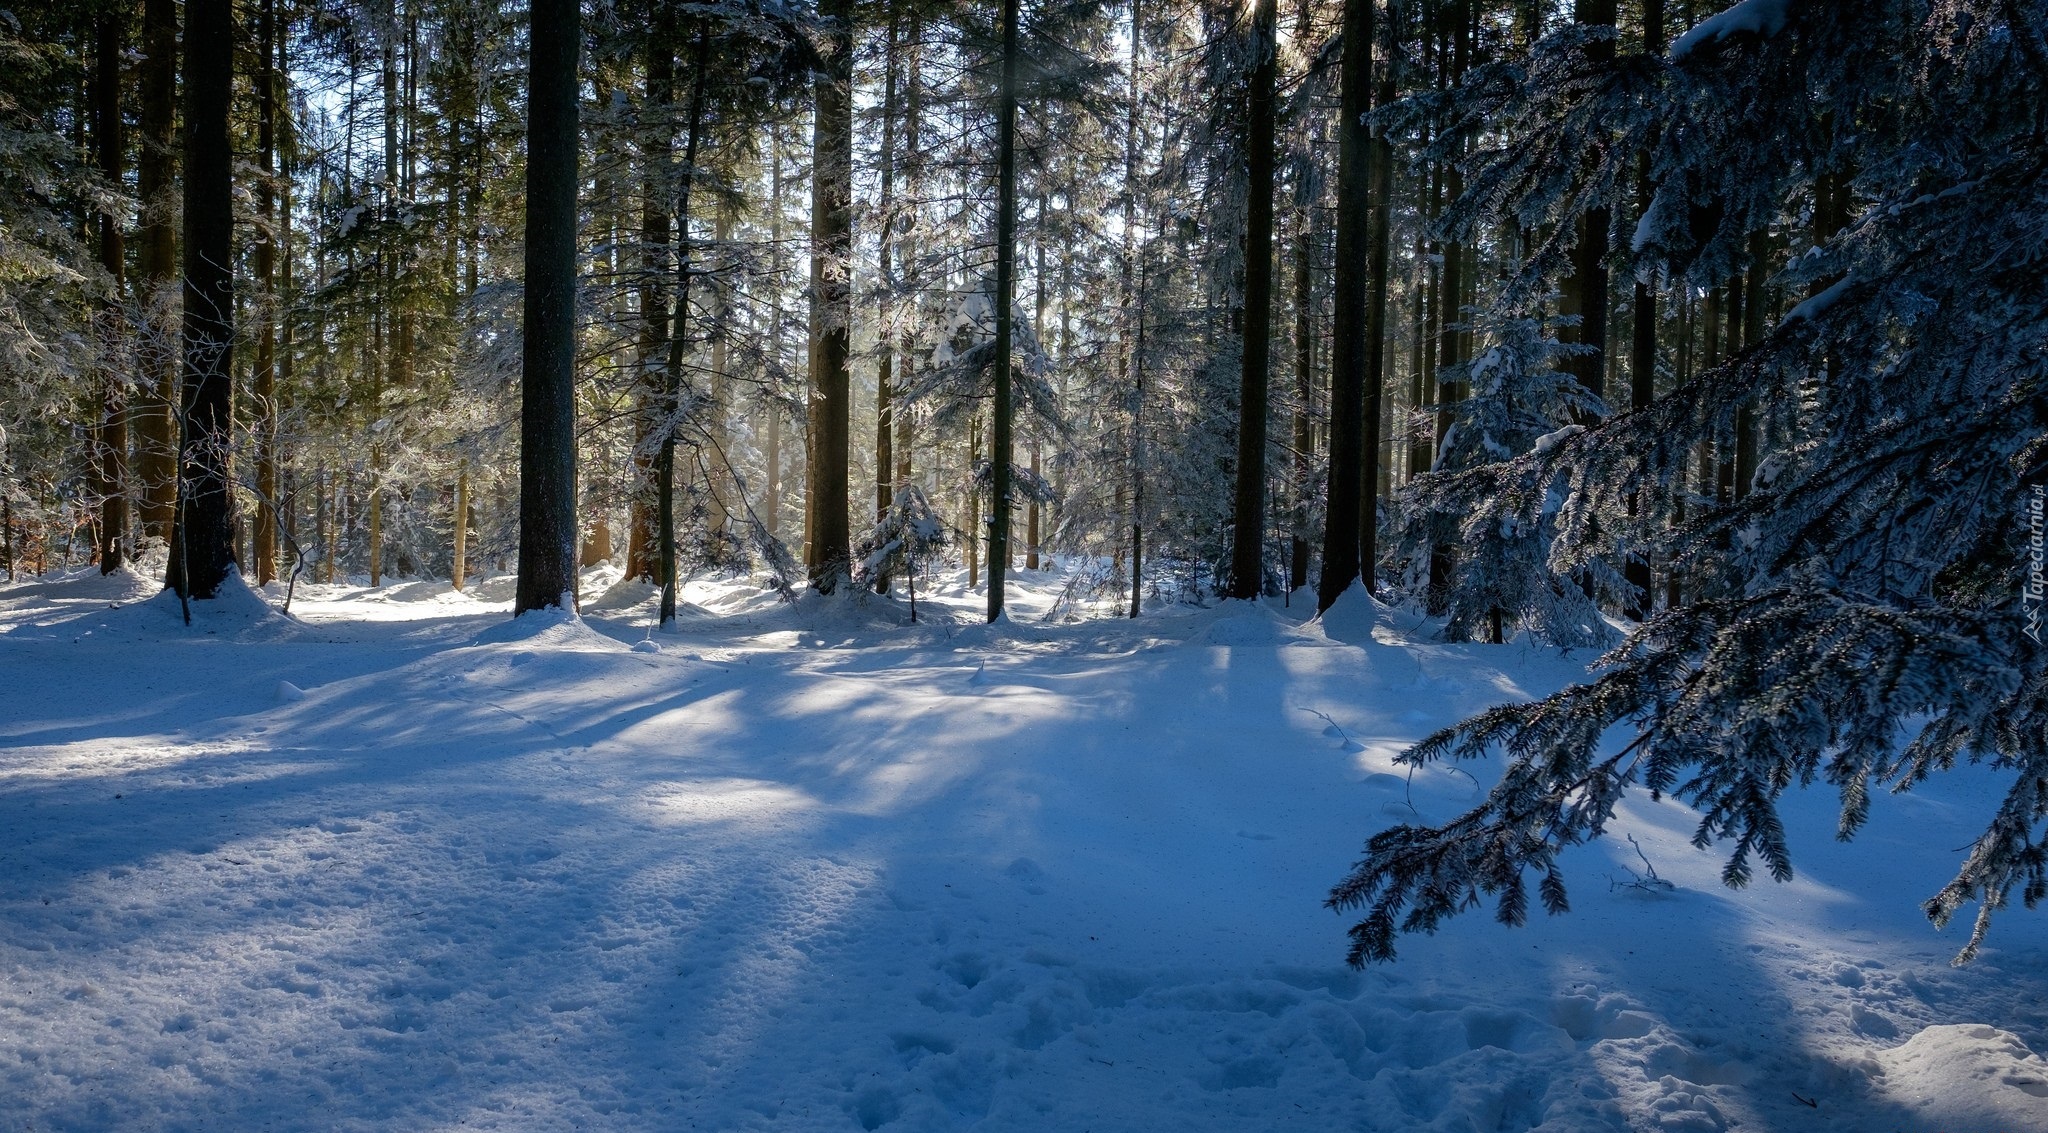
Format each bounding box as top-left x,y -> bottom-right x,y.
452,462 -> 469,590
659,20 -> 712,625
93,12 -> 128,574
1568,0 -> 1614,410
1123,0 -> 1145,617
252,0 -> 280,584
167,0 -> 238,601
1227,0 -> 1278,601
987,0 -> 1021,620
1289,202 -> 1313,592
627,24 -> 673,583
513,0 -> 582,615
875,8 -> 899,540
1315,0 -> 1376,612
1360,0 -> 1399,598
1625,0 -> 1662,619
808,0 -> 855,592
135,0 -> 179,541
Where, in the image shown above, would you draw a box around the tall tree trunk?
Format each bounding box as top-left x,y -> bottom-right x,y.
764,130 -> 784,539
167,0 -> 238,601
1360,0 -> 1400,598
896,19 -> 921,491
1567,0 -> 1613,410
1124,0 -> 1145,617
1289,200 -> 1313,592
1227,0 -> 1278,601
93,12 -> 128,574
513,0 -> 581,615
452,462 -> 469,590
1316,0 -> 1376,612
987,0 -> 1020,620
135,0 -> 178,541
1425,2 -> 1470,617
659,21 -> 712,625
808,0 -> 855,592
252,0 -> 279,584
875,7 -> 899,543
706,206 -> 735,534
1027,195 -> 1046,572
1625,0 -> 1663,619
627,24 -> 673,582
1734,231 -> 1766,501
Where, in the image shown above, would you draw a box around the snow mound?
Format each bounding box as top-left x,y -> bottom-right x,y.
584,573 -> 662,614
0,564 -> 160,606
462,573 -> 519,602
773,586 -> 957,633
1313,580 -> 1398,645
361,579 -> 477,604
469,606 -> 629,653
1874,1024 -> 2048,1126
1192,600 -> 1303,646
130,569 -> 297,638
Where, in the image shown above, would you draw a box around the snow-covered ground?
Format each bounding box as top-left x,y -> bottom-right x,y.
2,564 -> 2044,1132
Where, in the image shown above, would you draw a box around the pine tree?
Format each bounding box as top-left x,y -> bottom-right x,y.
166,0 -> 239,602
512,0 -> 581,615
1332,0 -> 2048,966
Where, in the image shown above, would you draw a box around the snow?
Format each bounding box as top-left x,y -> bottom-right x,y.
1782,276 -> 1853,326
2,564 -> 2044,1131
1670,0 -> 1792,61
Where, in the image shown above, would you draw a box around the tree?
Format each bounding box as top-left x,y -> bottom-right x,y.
807,0 -> 854,593
252,0 -> 282,585
165,0 -> 239,602
90,7 -> 127,575
512,0 -> 581,615
134,0 -> 179,541
1315,0 -> 1375,612
1224,0 -> 1277,601
1332,0 -> 2048,966
987,0 -> 1020,621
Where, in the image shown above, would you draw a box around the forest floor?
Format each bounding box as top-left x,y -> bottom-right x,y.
2,562 -> 2045,1133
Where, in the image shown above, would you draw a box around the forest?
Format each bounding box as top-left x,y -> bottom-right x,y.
2,0 -> 2046,1129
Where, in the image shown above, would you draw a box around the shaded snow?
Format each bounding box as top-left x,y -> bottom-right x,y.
1,564 -> 2042,1131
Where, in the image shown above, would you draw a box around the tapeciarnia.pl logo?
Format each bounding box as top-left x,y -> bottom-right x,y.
2028,483 -> 2045,645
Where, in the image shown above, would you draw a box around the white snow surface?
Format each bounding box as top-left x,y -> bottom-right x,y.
2,564 -> 2044,1131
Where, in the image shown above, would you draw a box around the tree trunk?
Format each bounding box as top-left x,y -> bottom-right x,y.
1124,0 -> 1145,618
1568,0 -> 1613,411
1625,0 -> 1663,619
875,8 -> 900,541
452,462 -> 468,590
252,0 -> 279,584
987,0 -> 1020,621
1289,200 -> 1313,592
93,12 -> 128,575
897,21 -> 922,491
1360,0 -> 1399,597
808,0 -> 855,592
1425,3 -> 1470,617
1227,0 -> 1278,601
135,0 -> 179,541
1316,0 -> 1375,612
513,0 -> 582,615
627,24 -> 673,583
167,0 -> 238,601
660,20 -> 712,625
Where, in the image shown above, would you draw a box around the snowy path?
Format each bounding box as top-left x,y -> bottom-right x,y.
2,568 -> 2044,1132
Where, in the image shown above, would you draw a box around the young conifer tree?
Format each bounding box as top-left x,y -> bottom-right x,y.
1333,1 -> 2048,966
